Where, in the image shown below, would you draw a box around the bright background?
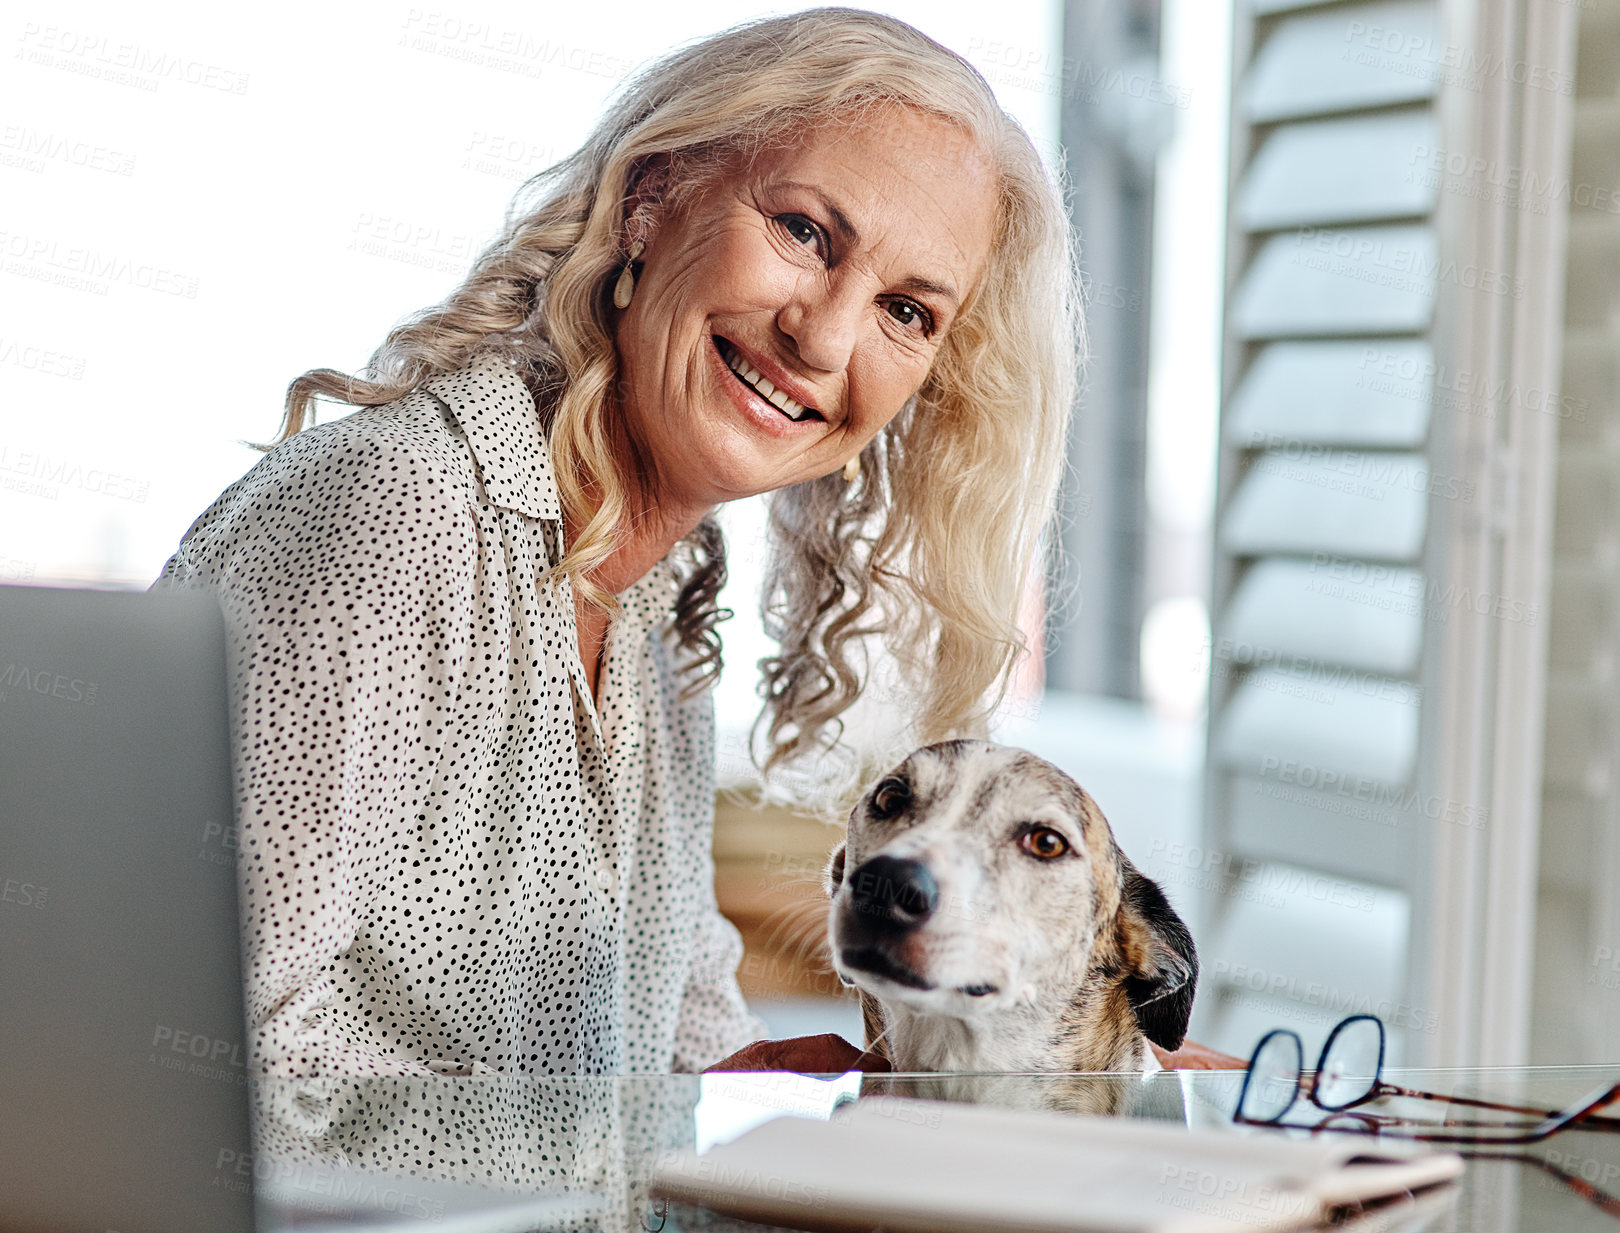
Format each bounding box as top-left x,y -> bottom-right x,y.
2,0 -> 1065,584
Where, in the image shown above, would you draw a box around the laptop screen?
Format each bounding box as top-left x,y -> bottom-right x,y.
0,584 -> 256,1233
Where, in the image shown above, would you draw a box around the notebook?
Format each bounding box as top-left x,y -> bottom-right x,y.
650,1095 -> 1464,1233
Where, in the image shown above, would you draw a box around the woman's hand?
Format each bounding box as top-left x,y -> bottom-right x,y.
1151,1039 -> 1248,1069
705,1033 -> 892,1074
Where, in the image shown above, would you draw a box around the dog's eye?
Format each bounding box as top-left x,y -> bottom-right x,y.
869,776 -> 911,820
1021,827 -> 1069,860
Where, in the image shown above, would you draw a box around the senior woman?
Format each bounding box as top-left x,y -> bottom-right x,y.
155,9 -> 1214,1159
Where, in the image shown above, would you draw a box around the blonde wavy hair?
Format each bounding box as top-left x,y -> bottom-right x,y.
269,7 -> 1081,774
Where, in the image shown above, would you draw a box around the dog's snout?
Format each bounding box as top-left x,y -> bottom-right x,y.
847,856 -> 938,932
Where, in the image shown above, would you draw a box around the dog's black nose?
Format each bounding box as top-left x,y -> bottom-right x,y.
846,856 -> 938,932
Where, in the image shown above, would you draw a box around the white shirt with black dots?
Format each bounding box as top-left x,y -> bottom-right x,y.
153,354 -> 766,1159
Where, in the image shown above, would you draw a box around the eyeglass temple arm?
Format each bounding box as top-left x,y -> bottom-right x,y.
1282,1082 -> 1620,1146
1465,1151 -> 1620,1219
1374,1080 -> 1620,1130
1408,1081 -> 1620,1145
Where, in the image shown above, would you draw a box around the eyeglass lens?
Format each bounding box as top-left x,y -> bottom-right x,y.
1317,1015 -> 1382,1110
1241,1031 -> 1305,1123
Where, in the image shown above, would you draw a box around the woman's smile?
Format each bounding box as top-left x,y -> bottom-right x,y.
712,335 -> 822,423
703,330 -> 822,443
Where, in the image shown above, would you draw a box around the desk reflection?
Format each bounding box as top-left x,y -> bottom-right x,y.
247,1068 -> 1620,1232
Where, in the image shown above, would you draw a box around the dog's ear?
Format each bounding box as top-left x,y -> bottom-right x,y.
824,842 -> 847,898
1117,859 -> 1197,1050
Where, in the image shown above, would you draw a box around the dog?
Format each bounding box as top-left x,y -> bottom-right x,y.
825,739 -> 1197,1076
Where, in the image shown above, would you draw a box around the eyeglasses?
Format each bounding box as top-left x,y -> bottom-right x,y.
1234,1014 -> 1620,1145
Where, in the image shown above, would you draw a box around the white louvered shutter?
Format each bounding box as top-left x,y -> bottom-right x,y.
1199,0 -> 1577,1066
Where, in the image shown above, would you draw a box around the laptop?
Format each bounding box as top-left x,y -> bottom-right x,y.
0,583 -> 252,1232
0,584 -> 606,1232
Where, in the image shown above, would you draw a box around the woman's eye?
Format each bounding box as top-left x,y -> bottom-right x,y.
885,299 -> 932,334
778,214 -> 822,251
1020,827 -> 1069,860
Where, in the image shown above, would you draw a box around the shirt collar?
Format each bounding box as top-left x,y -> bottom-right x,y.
423,354 -> 561,521
423,354 -> 683,633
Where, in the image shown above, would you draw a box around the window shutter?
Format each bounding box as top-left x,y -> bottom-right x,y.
1202,0 -> 1576,1065
1531,37 -> 1620,1062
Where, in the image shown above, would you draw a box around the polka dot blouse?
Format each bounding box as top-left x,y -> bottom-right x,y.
151,354 -> 766,1156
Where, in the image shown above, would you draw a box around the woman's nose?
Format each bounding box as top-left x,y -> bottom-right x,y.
776,275 -> 863,374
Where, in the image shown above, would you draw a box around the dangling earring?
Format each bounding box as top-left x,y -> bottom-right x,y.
843,454 -> 861,483
613,239 -> 645,309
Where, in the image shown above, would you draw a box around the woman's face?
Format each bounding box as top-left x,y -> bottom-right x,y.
612,106 -> 999,514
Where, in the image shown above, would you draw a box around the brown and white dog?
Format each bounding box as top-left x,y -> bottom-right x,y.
825,739 -> 1197,1074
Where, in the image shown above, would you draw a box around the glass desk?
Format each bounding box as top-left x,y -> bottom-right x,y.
250,1066 -> 1620,1232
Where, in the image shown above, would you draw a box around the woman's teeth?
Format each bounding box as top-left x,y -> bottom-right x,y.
718,339 -> 817,422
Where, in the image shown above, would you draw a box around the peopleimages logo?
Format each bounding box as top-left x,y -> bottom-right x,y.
1206,637 -> 1422,707
0,125 -> 137,177
1211,963 -> 1442,1036
1341,20 -> 1574,95
1,875 -> 48,909
1591,945 -> 1620,992
1158,1164 -> 1315,1222
1258,755 -> 1488,831
1356,345 -> 1588,421
0,229 -> 201,299
681,1154 -> 834,1209
149,1024 -> 250,1087
1292,226 -> 1525,300
17,23 -> 251,94
1306,554 -> 1539,627
1406,145 -> 1620,215
1244,437 -> 1475,504
152,1025 -> 246,1068
213,1150 -> 447,1219
398,10 -> 635,82
0,661 -> 99,704
0,337 -> 88,379
964,36 -> 1193,109
198,819 -> 238,867
0,444 -> 150,503
1146,840 -> 1376,911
